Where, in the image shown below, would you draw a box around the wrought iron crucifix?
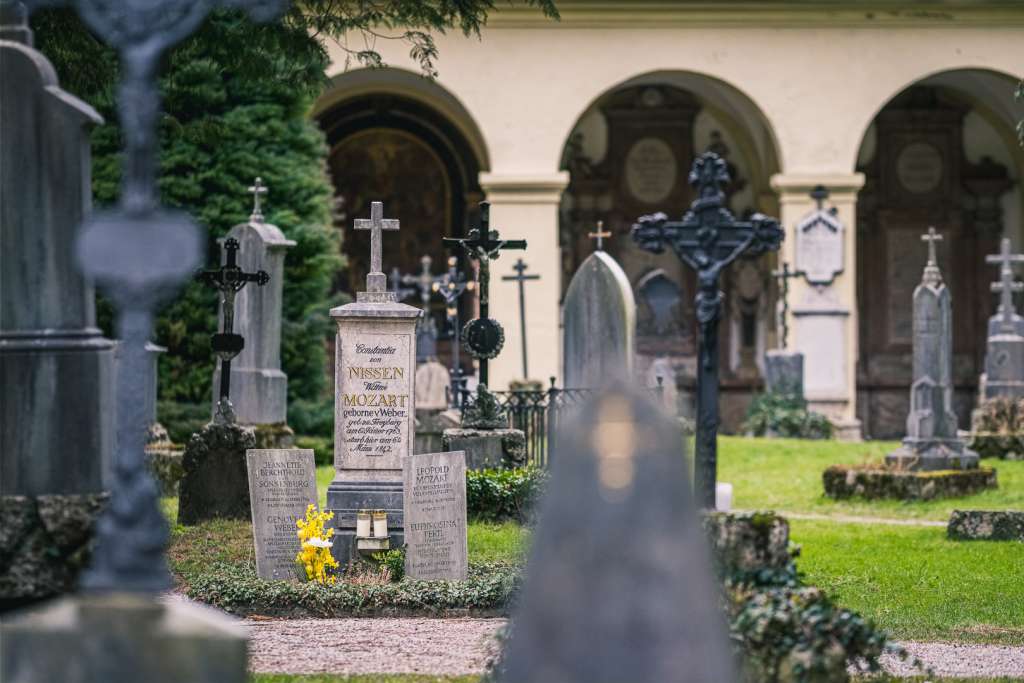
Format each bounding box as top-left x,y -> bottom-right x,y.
442,201 -> 526,387
195,237 -> 269,423
502,258 -> 540,379
987,238 -> 1024,332
772,261 -> 803,349
434,256 -> 476,382
631,152 -> 783,508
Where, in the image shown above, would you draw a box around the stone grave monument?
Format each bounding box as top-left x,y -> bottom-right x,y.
978,238 -> 1024,400
328,201 -> 420,563
0,2 -> 115,607
246,448 -> 317,581
886,228 -> 979,470
1,0 -> 283,680
414,359 -> 459,454
563,228 -> 636,389
212,178 -> 296,446
402,450 -> 468,581
497,386 -> 734,683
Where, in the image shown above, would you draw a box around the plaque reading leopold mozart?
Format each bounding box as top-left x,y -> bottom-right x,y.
626,137 -> 677,204
403,450 -> 468,581
246,449 -> 317,580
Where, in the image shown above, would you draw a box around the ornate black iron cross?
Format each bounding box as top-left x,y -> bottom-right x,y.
195,237 -> 269,423
442,201 -> 526,387
501,258 -> 540,379
434,256 -> 476,389
632,152 -> 783,508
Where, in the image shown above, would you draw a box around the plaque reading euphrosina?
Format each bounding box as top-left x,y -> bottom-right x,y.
337,330 -> 414,472
403,450 -> 468,581
246,449 -> 317,581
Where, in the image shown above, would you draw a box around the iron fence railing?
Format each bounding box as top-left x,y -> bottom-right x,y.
456,378 -> 664,467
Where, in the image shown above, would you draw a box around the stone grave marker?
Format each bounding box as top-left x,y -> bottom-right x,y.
328,201 -> 421,562
795,185 -> 844,286
246,448 -> 317,581
498,386 -> 733,682
563,251 -> 636,388
402,450 -> 468,581
980,238 -> 1024,400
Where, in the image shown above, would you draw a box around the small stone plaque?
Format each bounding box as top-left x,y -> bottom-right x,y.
625,137 -> 677,204
897,142 -> 943,195
796,210 -> 844,286
246,449 -> 317,580
402,450 -> 468,581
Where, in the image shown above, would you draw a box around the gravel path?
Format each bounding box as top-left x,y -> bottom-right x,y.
246,617 -> 506,675
246,615 -> 1024,679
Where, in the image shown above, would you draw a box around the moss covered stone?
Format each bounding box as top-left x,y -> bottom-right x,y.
948,510 -> 1024,541
145,447 -> 185,497
823,464 -> 998,501
178,422 -> 256,525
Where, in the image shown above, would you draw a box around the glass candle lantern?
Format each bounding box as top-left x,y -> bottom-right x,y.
372,510 -> 388,538
356,509 -> 372,538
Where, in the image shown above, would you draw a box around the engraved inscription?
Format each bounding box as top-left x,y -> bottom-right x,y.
402,451 -> 468,581
246,449 -> 317,581
625,137 -> 677,204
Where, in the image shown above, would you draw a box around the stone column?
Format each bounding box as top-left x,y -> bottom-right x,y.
328,202 -> 420,562
211,209 -> 295,428
771,173 -> 865,441
480,172 -> 568,389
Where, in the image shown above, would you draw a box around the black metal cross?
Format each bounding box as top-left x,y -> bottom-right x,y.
434,256 -> 476,382
631,151 -> 783,508
195,237 -> 269,423
502,258 -> 541,379
443,201 -> 527,387
771,261 -> 803,349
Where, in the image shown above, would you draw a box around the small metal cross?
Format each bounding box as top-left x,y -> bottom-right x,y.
588,221 -> 612,252
502,258 -> 541,378
771,261 -> 803,350
354,201 -> 400,290
248,177 -> 268,221
987,237 -> 1024,328
921,227 -> 943,267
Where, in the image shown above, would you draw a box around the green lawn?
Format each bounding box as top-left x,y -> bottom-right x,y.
792,519 -> 1024,645
718,435 -> 1024,520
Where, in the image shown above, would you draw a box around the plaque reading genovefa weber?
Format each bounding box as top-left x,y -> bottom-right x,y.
402,450 -> 468,581
337,330 -> 414,471
245,449 -> 317,580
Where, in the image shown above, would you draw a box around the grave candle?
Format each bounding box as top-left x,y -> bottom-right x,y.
715,482 -> 733,512
356,510 -> 371,538
373,510 -> 388,538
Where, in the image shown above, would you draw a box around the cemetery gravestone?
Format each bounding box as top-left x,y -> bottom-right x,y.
246,449 -> 317,581
0,3 -> 115,606
795,185 -> 844,286
886,228 -> 979,470
212,178 -> 296,431
415,360 -> 457,454
328,202 -> 420,562
980,238 -> 1024,400
402,450 -> 468,581
498,387 -> 734,683
563,251 -> 636,388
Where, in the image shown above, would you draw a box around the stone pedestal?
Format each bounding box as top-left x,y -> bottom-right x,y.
763,350 -> 804,397
443,428 -> 526,470
981,334 -> 1024,399
177,422 -> 256,525
211,208 -> 295,426
327,291 -> 420,564
1,594 -> 247,683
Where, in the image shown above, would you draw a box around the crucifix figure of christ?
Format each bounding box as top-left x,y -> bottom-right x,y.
433,256 -> 476,392
442,201 -> 527,387
502,259 -> 541,379
987,238 -> 1024,332
195,237 -> 269,423
772,261 -> 803,350
631,151 -> 783,508
588,220 -> 612,252
355,201 -> 400,294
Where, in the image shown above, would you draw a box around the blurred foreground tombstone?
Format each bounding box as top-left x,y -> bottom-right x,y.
0,0 -> 114,607
1,0 -> 286,680
499,384 -> 735,683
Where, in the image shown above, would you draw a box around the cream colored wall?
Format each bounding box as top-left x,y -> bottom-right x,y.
320,9 -> 1024,402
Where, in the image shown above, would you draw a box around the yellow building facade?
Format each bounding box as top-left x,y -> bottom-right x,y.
314,1 -> 1024,440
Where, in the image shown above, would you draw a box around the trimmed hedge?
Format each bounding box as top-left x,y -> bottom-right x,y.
823,464 -> 998,501
466,467 -> 548,523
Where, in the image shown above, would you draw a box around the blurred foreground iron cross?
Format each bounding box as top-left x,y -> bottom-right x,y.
632,152 -> 783,509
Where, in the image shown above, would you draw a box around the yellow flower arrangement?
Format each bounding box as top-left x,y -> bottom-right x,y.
295,503 -> 339,585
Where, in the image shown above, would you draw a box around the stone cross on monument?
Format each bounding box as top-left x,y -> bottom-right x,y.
631,152 -> 783,508
588,220 -> 612,252
355,201 -> 400,296
248,176 -> 267,220
442,201 -> 526,387
501,258 -> 541,379
987,238 -> 1024,333
196,238 -> 269,423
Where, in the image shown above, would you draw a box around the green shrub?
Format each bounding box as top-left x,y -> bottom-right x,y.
372,548 -> 407,582
158,401 -> 210,445
294,435 -> 333,467
290,398 -> 336,439
743,391 -> 833,440
466,467 -> 548,523
970,397 -> 1024,459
